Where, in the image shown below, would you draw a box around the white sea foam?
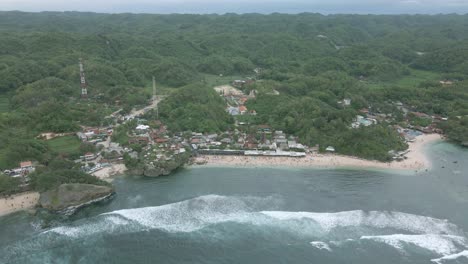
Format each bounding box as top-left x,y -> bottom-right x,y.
361,234 -> 467,256
310,241 -> 332,251
44,194 -> 466,255
431,250 -> 468,263
260,210 -> 461,235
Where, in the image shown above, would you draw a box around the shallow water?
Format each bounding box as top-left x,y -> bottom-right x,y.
0,141 -> 467,264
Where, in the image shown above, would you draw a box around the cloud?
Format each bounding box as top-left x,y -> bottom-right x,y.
400,0 -> 421,4
0,0 -> 468,13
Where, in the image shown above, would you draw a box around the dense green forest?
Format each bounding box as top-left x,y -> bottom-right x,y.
0,11 -> 468,180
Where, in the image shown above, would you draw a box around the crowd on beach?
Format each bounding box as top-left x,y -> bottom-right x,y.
194,133 -> 441,171
0,192 -> 40,217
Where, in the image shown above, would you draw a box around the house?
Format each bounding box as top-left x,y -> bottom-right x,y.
136,124 -> 150,131
338,98 -> 352,106
220,138 -> 232,144
275,137 -> 288,144
83,152 -> 96,161
239,97 -> 248,105
232,80 -> 246,87
18,161 -> 35,175
190,138 -> 201,144
227,106 -> 240,116
439,80 -> 454,86
326,146 -> 335,152
359,108 -> 370,114
156,138 -> 169,144
76,132 -> 88,141
248,90 -> 257,98
352,115 -> 377,128
257,125 -> 271,132
288,141 -> 305,150
239,105 -> 248,115
20,161 -> 33,170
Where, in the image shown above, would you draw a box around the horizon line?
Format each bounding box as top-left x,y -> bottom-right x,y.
1,10 -> 468,16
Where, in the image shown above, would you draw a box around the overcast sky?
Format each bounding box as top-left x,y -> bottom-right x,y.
1,0 -> 468,14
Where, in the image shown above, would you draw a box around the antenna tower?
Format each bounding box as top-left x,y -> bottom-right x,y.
79,58 -> 88,99
153,76 -> 159,119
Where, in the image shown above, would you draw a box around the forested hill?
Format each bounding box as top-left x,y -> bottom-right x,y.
1,12 -> 468,91
0,12 -> 467,167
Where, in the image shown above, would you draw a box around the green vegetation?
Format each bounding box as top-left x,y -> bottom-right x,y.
0,174 -> 21,195
29,158 -> 109,193
0,96 -> 9,113
47,136 -> 81,155
0,11 -> 467,175
158,83 -> 234,132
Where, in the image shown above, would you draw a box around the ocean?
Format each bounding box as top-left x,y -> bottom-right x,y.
0,141 -> 467,264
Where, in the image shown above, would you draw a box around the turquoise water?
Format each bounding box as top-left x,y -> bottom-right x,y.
0,141 -> 468,263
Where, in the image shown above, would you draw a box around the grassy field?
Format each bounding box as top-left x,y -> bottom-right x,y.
202,74 -> 244,88
0,151 -> 8,169
0,97 -> 10,113
47,135 -> 81,154
364,69 -> 441,90
394,69 -> 441,87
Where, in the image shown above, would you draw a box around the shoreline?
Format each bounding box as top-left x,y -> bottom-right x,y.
91,164 -> 128,182
0,134 -> 442,218
0,192 -> 40,217
191,133 -> 443,172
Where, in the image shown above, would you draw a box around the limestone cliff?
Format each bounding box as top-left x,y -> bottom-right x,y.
39,183 -> 114,215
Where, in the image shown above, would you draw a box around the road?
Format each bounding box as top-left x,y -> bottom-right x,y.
128,96 -> 165,119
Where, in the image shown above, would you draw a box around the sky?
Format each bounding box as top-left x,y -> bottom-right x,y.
1,0 -> 468,14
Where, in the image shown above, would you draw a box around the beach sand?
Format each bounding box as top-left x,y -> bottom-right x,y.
92,164 -> 127,181
193,133 -> 443,172
0,192 -> 40,217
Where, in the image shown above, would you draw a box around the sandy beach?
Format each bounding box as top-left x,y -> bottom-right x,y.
92,164 -> 128,181
193,133 -> 443,172
0,192 -> 40,217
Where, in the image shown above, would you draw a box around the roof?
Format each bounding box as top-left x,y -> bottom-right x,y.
84,152 -> 94,156
136,124 -> 150,130
239,106 -> 247,112
20,161 -> 32,168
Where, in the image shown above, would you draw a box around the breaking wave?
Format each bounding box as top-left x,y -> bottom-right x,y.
3,195 -> 468,262
44,195 -> 463,238
360,234 -> 467,255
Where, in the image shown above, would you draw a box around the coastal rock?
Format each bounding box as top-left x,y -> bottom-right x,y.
142,160 -> 184,177
138,154 -> 190,177
39,184 -> 114,214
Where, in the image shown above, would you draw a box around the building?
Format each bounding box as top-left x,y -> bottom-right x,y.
326,146 -> 335,152
83,152 -> 96,161
227,106 -> 240,116
239,105 -> 248,115
136,125 -> 150,131
19,161 -> 35,175
20,161 -> 33,170
439,80 -> 454,86
338,98 -> 352,107
77,132 -> 88,142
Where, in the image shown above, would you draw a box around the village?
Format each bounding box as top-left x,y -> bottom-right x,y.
2,75 -> 452,182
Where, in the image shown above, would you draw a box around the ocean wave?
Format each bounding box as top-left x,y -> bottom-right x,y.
260,210 -> 461,235
3,195 -> 467,263
360,234 -> 467,255
310,241 -> 332,251
431,250 -> 468,263
44,195 -> 464,240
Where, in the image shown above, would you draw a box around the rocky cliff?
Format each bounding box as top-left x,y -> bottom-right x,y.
128,153 -> 190,177
39,183 -> 114,215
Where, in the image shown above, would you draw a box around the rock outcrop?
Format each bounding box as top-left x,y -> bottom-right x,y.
128,153 -> 190,177
39,183 -> 114,215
